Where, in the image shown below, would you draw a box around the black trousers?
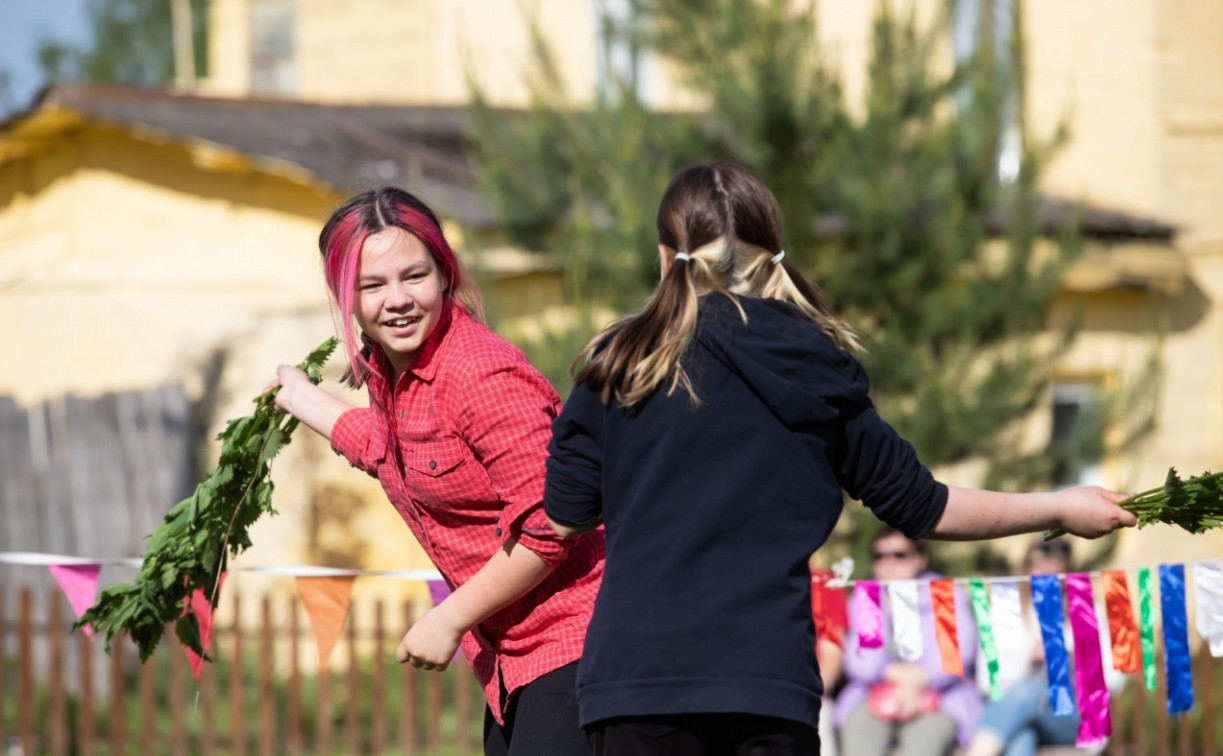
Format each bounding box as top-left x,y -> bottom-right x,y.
483,662 -> 591,756
585,713 -> 820,756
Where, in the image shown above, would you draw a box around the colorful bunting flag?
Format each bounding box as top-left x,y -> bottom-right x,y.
969,578 -> 1001,700
1100,570 -> 1141,673
930,578 -> 962,676
1137,567 -> 1159,691
427,579 -> 452,607
811,570 -> 849,649
1192,560 -> 1223,657
1031,574 -> 1075,716
854,581 -> 883,650
1159,564 -> 1193,715
1066,573 -> 1110,749
989,580 -> 1025,687
889,580 -> 923,661
46,563 -> 102,637
183,575 -> 227,680
295,575 -> 356,671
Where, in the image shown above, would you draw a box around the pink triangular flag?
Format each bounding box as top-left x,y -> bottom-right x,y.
295,576 -> 356,671
47,563 -> 102,637
183,573 -> 227,680
427,579 -> 452,607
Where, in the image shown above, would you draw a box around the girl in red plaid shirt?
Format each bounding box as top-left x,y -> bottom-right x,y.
271,187 -> 603,756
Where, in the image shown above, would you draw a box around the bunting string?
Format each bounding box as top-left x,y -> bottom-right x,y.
9,550 -> 1223,721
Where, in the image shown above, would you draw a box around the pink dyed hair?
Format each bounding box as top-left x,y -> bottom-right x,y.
318,187 -> 485,387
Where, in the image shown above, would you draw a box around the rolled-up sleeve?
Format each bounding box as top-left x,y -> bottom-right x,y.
330,407 -> 382,478
831,358 -> 948,540
456,359 -> 572,566
543,384 -> 606,529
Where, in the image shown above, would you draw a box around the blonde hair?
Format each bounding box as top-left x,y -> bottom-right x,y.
575,162 -> 859,408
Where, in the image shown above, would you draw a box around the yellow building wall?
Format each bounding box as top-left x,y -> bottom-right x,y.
205,0 -> 607,106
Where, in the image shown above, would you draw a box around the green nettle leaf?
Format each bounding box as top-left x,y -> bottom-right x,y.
75,337 -> 338,662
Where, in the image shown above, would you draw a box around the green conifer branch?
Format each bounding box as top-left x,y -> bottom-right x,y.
76,337 -> 338,662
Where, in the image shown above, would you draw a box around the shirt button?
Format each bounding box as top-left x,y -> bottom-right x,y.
429,460 -> 437,470
495,527 -> 502,536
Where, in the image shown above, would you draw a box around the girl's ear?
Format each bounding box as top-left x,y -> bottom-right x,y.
658,244 -> 672,278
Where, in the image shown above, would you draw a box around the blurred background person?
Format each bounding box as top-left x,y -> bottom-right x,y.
836,528 -> 981,756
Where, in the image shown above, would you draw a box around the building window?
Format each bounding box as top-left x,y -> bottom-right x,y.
251,0 -> 296,97
1049,382 -> 1104,488
594,0 -> 656,104
951,0 -> 1020,184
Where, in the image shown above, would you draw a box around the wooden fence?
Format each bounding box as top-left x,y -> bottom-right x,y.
0,583 -> 483,756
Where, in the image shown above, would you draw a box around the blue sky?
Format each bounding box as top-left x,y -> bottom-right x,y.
0,0 -> 91,115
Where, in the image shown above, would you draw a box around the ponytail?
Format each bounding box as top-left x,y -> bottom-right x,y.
576,162 -> 860,409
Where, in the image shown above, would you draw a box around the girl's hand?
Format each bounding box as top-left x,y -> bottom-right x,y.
267,365 -> 312,415
1055,486 -> 1136,538
395,607 -> 465,671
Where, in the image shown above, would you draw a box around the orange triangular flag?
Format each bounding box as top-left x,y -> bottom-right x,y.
295,576 -> 356,671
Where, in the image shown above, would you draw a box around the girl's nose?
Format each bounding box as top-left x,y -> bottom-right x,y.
386,281 -> 413,308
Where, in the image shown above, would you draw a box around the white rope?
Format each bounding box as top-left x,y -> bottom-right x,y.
0,551 -> 441,580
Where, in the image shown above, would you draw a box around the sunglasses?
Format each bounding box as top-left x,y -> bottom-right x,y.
1032,541 -> 1071,557
872,549 -> 915,561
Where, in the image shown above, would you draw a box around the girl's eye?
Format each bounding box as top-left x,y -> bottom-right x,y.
360,283 -> 381,291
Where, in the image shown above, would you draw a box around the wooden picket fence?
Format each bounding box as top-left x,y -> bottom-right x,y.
0,583 -> 483,756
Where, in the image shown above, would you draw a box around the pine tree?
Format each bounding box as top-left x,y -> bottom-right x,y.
470,0 -> 1112,569
35,0 -> 207,87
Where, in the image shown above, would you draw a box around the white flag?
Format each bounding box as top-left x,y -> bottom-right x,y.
1193,560 -> 1223,657
889,579 -> 924,661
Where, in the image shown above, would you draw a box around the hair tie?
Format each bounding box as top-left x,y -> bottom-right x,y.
674,252 -> 692,262
771,249 -> 786,265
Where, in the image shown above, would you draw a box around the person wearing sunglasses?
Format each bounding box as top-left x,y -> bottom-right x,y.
835,528 -> 981,756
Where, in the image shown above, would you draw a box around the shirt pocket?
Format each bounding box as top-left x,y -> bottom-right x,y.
402,437 -> 495,512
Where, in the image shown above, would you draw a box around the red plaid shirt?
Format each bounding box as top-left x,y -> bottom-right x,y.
330,302 -> 604,722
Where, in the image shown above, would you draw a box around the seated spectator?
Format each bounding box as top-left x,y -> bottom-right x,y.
963,536 -> 1123,756
836,528 -> 981,756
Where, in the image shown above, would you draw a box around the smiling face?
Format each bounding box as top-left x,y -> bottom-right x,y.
353,227 -> 446,378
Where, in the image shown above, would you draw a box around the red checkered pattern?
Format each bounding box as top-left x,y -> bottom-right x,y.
331,304 -> 604,722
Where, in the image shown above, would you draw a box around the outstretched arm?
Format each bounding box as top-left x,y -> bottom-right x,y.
927,485 -> 1136,540
271,365 -> 353,441
396,537 -> 554,670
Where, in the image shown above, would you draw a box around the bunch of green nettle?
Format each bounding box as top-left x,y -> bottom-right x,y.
78,338 -> 338,662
